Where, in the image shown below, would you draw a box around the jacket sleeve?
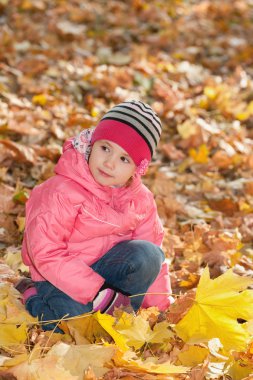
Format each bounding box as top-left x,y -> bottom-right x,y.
24,192 -> 104,304
132,196 -> 173,311
132,196 -> 164,246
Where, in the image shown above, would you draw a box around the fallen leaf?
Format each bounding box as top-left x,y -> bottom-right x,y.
118,315 -> 172,350
207,197 -> 239,216
0,140 -> 36,165
175,267 -> 253,351
56,343 -> 115,378
177,345 -> 209,367
32,94 -> 48,106
9,353 -> 79,380
189,144 -> 209,164
63,313 -> 110,345
94,312 -> 129,352
115,351 -> 189,375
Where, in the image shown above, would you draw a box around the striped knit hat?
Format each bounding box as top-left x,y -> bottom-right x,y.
91,100 -> 162,166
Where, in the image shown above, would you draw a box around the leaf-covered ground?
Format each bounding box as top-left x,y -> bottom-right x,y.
1,0 -> 253,379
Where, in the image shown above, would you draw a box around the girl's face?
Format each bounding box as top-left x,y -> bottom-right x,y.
88,140 -> 136,187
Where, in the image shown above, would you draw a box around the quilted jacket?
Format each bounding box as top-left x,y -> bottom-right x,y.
21,139 -> 172,310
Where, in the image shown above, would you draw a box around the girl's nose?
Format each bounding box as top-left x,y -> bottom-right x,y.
104,156 -> 115,169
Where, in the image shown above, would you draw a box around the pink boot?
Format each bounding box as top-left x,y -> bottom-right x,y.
93,288 -> 131,315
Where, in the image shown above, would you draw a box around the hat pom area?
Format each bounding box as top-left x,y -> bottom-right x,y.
135,159 -> 150,176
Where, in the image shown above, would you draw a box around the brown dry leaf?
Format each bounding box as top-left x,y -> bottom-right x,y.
187,359 -> 209,380
31,144 -> 61,162
0,140 -> 36,165
170,262 -> 200,293
83,366 -> 98,380
203,231 -> 239,252
0,370 -> 17,380
179,273 -> 199,289
6,119 -> 41,136
211,150 -> 234,169
178,131 -> 204,151
245,154 -> 253,169
161,143 -> 185,161
151,80 -> 179,109
0,214 -> 19,244
166,290 -> 196,325
239,214 -> 253,242
50,122 -> 66,140
207,197 -> 239,216
244,182 -> 253,195
0,183 -> 15,214
156,196 -> 184,222
16,58 -> 48,76
181,225 -> 209,261
202,251 -> 229,273
201,231 -> 240,269
67,113 -> 94,128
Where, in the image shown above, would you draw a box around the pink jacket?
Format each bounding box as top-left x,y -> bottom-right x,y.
22,140 -> 172,310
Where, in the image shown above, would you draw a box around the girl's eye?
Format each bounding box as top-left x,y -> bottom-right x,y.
101,145 -> 109,152
121,156 -> 130,163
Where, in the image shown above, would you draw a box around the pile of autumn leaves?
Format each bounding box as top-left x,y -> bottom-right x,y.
1,256 -> 253,380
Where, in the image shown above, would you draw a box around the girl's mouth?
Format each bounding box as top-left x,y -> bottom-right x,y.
98,169 -> 113,178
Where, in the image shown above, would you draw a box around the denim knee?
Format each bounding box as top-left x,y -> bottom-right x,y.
128,240 -> 164,278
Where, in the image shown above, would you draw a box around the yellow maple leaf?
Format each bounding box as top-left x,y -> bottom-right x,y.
227,360 -> 253,380
180,273 -> 199,288
177,345 -> 209,367
0,283 -> 36,323
114,350 -> 188,374
127,356 -> 188,374
94,311 -> 129,352
32,94 -> 47,106
118,315 -> 173,350
63,313 -> 110,345
0,283 -> 37,349
189,144 -> 209,164
118,315 -> 152,350
175,267 -> 253,352
204,86 -> 219,100
0,323 -> 28,346
149,321 -> 174,344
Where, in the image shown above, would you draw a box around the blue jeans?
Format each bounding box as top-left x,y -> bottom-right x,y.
26,240 -> 164,331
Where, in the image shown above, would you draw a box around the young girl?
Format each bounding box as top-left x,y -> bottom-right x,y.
17,100 -> 173,330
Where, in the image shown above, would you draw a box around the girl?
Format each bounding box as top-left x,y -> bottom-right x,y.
17,100 -> 173,330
